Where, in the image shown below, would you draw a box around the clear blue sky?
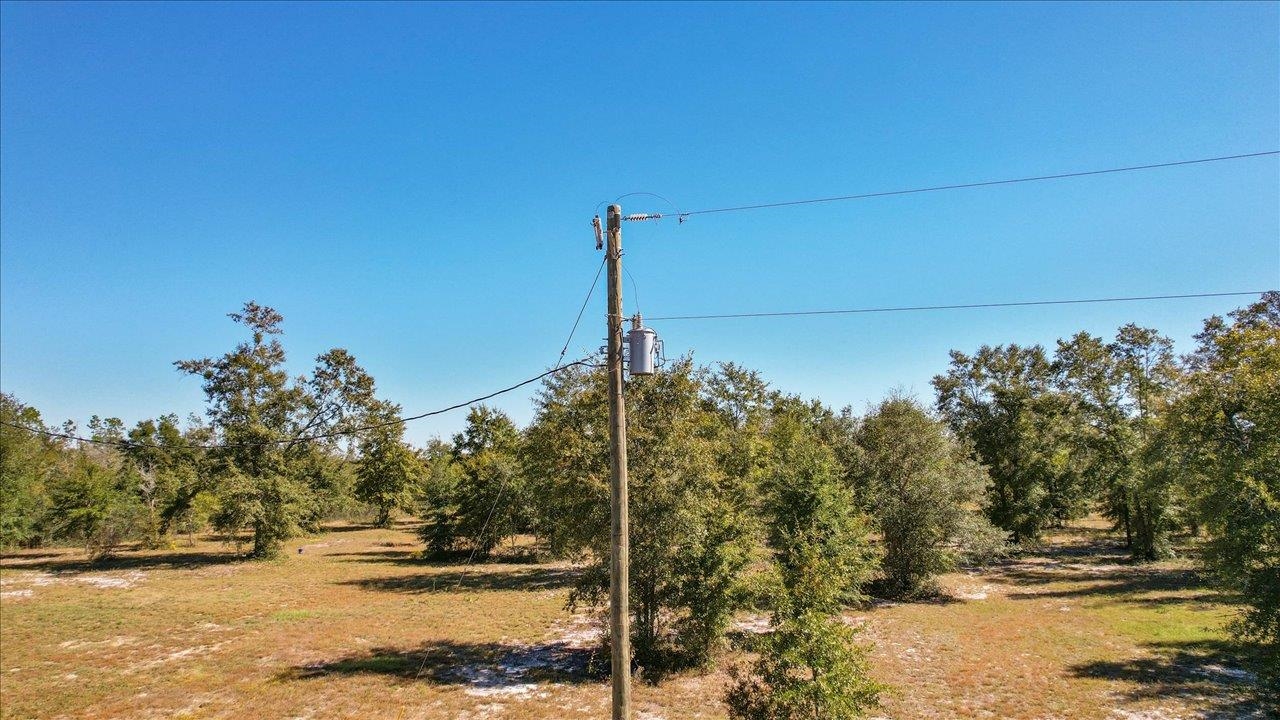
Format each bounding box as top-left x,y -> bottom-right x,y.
2,1 -> 1277,444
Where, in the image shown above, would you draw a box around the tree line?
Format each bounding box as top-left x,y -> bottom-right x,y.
1,293 -> 1276,713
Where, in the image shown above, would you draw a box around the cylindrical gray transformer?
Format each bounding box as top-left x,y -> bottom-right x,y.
627,326 -> 657,375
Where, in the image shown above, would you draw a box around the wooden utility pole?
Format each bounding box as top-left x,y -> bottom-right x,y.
605,204 -> 631,720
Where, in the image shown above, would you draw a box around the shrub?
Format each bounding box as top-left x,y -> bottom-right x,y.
859,395 -> 1006,598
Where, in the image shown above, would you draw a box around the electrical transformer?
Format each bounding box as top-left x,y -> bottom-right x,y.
627,322 -> 659,375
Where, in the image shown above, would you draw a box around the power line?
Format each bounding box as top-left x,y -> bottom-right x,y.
646,291 -> 1272,322
555,258 -> 606,369
626,151 -> 1279,221
0,359 -> 593,451
624,265 -> 641,315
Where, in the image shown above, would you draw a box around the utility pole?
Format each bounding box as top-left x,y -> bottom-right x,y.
605,204 -> 631,720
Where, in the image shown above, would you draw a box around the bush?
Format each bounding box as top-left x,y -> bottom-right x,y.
727,410 -> 883,719
0,394 -> 59,548
48,449 -> 146,559
859,395 -> 1006,598
726,609 -> 882,720
418,406 -> 525,557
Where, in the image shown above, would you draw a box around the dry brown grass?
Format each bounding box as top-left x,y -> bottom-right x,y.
0,519 -> 1269,719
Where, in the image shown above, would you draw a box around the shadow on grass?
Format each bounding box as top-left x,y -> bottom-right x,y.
283,639 -> 604,688
313,523 -> 379,534
328,550 -> 422,563
864,591 -> 962,607
0,550 -> 66,561
1001,565 -> 1208,602
0,549 -> 243,573
315,519 -> 420,533
343,566 -> 580,594
330,547 -> 547,567
1070,639 -> 1275,718
985,529 -> 1222,607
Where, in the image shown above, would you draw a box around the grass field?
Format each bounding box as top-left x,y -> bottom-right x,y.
0,520 -> 1271,719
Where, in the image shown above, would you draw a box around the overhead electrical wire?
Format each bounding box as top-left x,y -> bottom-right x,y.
9,153 -> 1277,449
5,257 -> 613,452
10,290 -> 1267,450
449,255 -> 613,593
0,359 -> 594,451
623,151 -> 1279,221
624,265 -> 642,315
646,291 -> 1273,322
554,257 -> 606,369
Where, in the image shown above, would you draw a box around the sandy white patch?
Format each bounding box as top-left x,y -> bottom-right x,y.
547,614 -> 601,648
0,575 -> 39,587
1107,710 -> 1185,720
731,614 -> 772,635
956,585 -> 991,601
1,589 -> 33,599
59,635 -> 138,651
449,621 -> 595,700
1067,563 -> 1133,576
130,641 -> 228,672
76,571 -> 145,589
1195,663 -> 1256,683
18,570 -> 146,590
297,539 -> 347,553
464,681 -> 540,698
452,661 -> 541,697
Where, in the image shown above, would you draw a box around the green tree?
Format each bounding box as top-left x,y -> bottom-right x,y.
46,418 -> 146,558
1112,324 -> 1181,560
353,401 -> 420,528
48,453 -> 139,557
0,394 -> 61,548
178,302 -> 382,558
767,394 -> 866,510
705,362 -> 776,507
300,348 -> 389,529
934,345 -> 1083,542
760,410 -> 874,612
1172,292 -> 1279,679
121,414 -> 210,547
522,365 -> 610,559
726,410 -> 881,720
725,610 -> 881,720
417,438 -> 463,554
419,405 -> 524,556
1055,325 -> 1180,560
177,303 -> 305,558
859,395 -> 1004,597
527,359 -> 753,673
